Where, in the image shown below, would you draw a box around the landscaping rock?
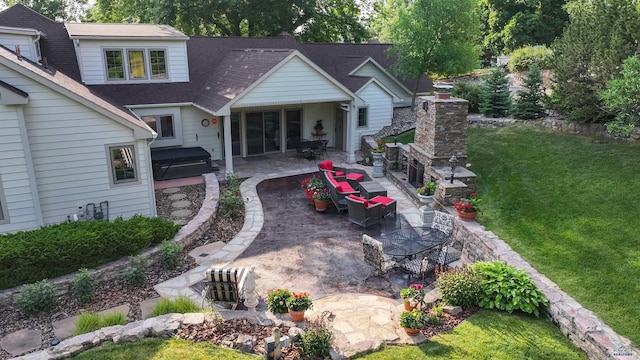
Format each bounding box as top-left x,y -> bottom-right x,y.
442,305 -> 462,316
0,329 -> 42,357
234,334 -> 256,353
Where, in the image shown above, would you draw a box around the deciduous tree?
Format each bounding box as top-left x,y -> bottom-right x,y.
599,56 -> 640,136
2,0 -> 88,21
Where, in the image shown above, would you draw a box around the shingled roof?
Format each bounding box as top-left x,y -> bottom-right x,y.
0,4 -> 432,112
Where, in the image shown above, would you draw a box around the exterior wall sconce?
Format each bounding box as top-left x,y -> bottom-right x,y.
422,101 -> 428,111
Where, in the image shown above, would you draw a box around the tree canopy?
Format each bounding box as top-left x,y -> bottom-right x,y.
480,0 -> 568,59
1,0 -> 87,21
85,0 -> 370,42
374,0 -> 481,106
600,56 -> 640,136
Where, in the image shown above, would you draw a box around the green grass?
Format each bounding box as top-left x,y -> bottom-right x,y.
71,338 -> 260,360
150,296 -> 201,317
73,311 -> 127,336
354,309 -> 587,359
467,125 -> 640,346
384,129 -> 416,144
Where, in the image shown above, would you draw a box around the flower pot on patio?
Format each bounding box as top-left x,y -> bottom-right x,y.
456,209 -> 478,221
403,300 -> 417,311
417,194 -> 434,205
314,199 -> 328,212
403,327 -> 421,335
289,309 -> 305,322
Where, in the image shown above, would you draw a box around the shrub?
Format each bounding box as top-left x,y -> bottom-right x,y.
480,69 -> 511,118
436,265 -> 482,308
225,173 -> 242,193
219,189 -> 244,219
151,296 -> 200,316
507,45 -> 553,73
399,309 -> 426,329
299,317 -> 332,359
451,81 -> 483,113
13,279 -> 57,314
0,215 -> 180,290
72,268 -> 95,304
123,255 -> 146,285
73,311 -> 127,336
427,315 -> 441,325
471,261 -> 549,317
511,65 -> 547,120
159,240 -> 182,269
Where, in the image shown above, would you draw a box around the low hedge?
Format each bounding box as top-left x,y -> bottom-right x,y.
0,215 -> 180,290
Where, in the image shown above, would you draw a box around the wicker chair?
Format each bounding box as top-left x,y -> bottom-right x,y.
346,196 -> 384,227
362,234 -> 396,277
431,210 -> 454,235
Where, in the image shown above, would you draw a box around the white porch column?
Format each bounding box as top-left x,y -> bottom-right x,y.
222,115 -> 234,174
346,102 -> 357,163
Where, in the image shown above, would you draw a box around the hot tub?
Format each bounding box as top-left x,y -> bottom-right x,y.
151,147 -> 212,181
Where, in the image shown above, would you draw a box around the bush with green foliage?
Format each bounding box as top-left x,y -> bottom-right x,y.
12,279 -> 57,314
226,173 -> 242,193
151,296 -> 200,316
471,261 -> 548,317
72,268 -> 95,304
0,215 -> 180,289
73,311 -> 127,336
480,69 -> 511,118
436,265 -> 482,308
507,46 -> 553,73
123,255 -> 146,285
599,55 -> 640,136
451,82 -> 483,113
219,189 -> 244,219
299,317 -> 332,359
159,240 -> 182,269
511,65 -> 547,120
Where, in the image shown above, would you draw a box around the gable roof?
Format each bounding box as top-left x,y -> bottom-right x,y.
65,23 -> 188,40
0,45 -> 154,138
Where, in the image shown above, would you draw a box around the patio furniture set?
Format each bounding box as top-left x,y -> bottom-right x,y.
362,210 -> 460,283
318,160 -> 397,227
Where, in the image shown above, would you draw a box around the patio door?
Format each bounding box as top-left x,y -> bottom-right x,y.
335,108 -> 345,150
286,109 -> 302,150
246,111 -> 281,155
246,112 -> 264,155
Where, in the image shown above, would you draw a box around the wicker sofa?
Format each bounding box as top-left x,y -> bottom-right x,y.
321,170 -> 360,213
346,195 -> 385,227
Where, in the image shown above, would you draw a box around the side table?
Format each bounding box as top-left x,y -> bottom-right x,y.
358,181 -> 387,200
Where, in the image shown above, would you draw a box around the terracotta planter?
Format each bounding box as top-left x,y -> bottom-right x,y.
314,199 -> 328,212
456,209 -> 478,221
403,300 -> 416,311
404,327 -> 421,335
289,309 -> 305,322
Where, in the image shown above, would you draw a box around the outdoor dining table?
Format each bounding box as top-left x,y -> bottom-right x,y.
379,226 -> 448,260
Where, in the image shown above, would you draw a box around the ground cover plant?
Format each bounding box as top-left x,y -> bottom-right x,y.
468,125 -> 640,345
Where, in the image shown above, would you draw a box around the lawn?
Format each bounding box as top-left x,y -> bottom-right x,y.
354,309 -> 587,360
466,125 -> 640,346
71,310 -> 585,359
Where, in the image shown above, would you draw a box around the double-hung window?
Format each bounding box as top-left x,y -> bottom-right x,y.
107,144 -> 139,186
358,108 -> 368,127
104,48 -> 167,81
142,115 -> 175,140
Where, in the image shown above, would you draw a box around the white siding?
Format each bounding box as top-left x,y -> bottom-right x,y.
0,65 -> 155,230
0,105 -> 39,233
0,34 -> 37,62
352,82 -> 393,150
353,62 -> 412,104
300,103 -> 336,146
234,56 -> 351,107
180,106 -> 221,160
75,39 -> 189,85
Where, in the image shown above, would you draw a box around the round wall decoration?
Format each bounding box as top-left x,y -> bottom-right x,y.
201,118 -> 210,127
211,118 -> 218,125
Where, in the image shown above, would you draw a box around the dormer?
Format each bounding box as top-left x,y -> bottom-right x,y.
65,23 -> 190,85
0,25 -> 44,63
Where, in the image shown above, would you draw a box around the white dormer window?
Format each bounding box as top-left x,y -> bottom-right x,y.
104,48 -> 168,81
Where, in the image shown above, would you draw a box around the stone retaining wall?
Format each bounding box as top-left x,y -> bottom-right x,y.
454,220 -> 639,360
0,173 -> 220,308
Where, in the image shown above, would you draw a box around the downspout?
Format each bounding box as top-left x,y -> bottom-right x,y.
222,115 -> 234,175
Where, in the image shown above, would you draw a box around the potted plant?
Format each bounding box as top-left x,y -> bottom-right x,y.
416,181 -> 436,204
400,283 -> 425,310
266,289 -> 292,314
314,120 -> 324,135
453,192 -> 481,221
286,291 -> 313,321
399,309 -> 427,335
312,188 -> 331,212
301,176 -> 323,203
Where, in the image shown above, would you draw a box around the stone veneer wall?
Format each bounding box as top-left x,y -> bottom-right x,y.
0,173 -> 220,308
453,220 -> 640,360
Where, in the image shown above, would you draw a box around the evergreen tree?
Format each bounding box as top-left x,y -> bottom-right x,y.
480,69 -> 511,118
511,65 -> 547,120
